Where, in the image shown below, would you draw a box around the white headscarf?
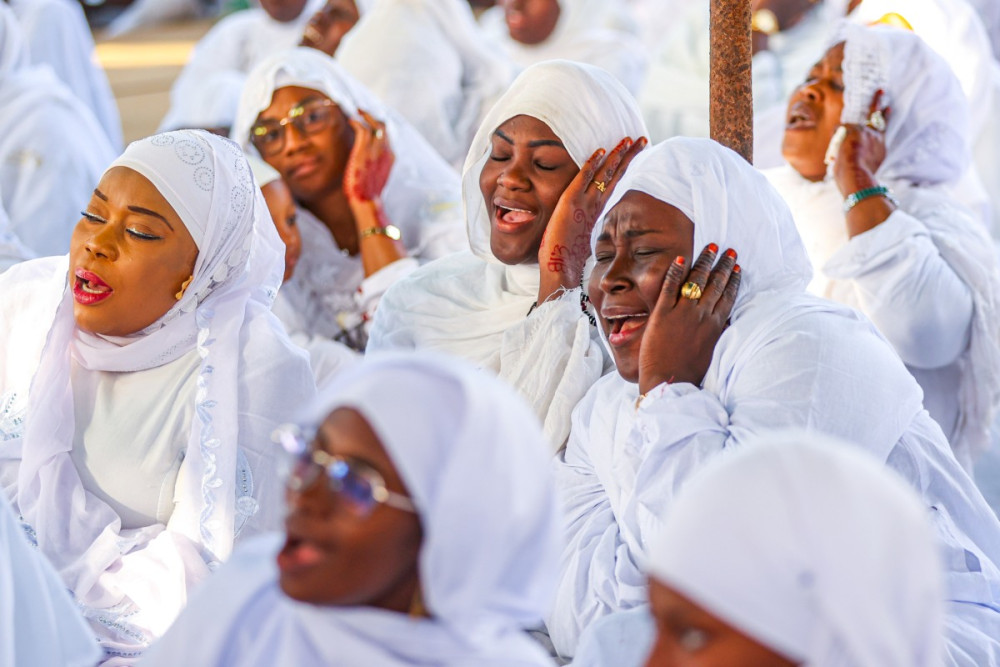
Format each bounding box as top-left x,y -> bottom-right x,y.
838,23 -> 970,186
141,351 -> 561,666
11,130 -> 305,596
336,0 -> 514,167
232,46 -> 460,251
647,430 -> 945,667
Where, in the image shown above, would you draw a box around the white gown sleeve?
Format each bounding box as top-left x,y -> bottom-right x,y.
823,209 -> 974,369
497,291 -> 607,451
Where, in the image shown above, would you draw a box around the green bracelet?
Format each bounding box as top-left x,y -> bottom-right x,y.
843,185 -> 897,212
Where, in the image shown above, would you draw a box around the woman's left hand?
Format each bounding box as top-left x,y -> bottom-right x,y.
832,89 -> 889,197
344,109 -> 395,204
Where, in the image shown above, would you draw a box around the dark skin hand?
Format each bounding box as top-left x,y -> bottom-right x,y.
537,136 -> 647,304
638,244 -> 740,393
301,0 -> 360,57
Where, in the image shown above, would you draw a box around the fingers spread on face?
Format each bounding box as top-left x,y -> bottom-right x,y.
699,247 -> 737,312
682,243 -> 719,295
656,255 -> 686,311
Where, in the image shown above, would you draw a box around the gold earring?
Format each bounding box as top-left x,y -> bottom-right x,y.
175,275 -> 193,301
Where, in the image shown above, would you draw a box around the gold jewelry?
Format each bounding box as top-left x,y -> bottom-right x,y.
175,275 -> 193,301
866,109 -> 887,132
592,180 -> 607,193
360,224 -> 401,241
373,127 -> 385,140
751,8 -> 780,35
681,281 -> 703,301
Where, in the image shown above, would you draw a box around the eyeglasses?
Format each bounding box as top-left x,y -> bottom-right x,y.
273,425 -> 417,517
250,98 -> 339,157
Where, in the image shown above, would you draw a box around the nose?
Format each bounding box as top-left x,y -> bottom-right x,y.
598,250 -> 633,295
798,80 -> 822,103
282,121 -> 310,155
83,220 -> 119,261
496,157 -> 531,192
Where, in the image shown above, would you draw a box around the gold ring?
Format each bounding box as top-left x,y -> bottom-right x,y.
866,110 -> 886,132
592,180 -> 606,193
373,127 -> 384,140
681,281 -> 703,300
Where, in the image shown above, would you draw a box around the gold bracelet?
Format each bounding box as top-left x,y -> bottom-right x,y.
360,224 -> 401,241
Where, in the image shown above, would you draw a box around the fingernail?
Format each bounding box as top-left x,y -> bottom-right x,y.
725,248 -> 737,259
733,264 -> 741,274
707,243 -> 718,254
638,137 -> 648,146
673,256 -> 685,265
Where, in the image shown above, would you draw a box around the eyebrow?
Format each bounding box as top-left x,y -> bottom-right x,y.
492,129 -> 566,150
128,206 -> 174,231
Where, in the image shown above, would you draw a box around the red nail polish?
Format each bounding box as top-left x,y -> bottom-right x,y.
733,264 -> 741,273
725,248 -> 737,259
707,243 -> 718,254
673,256 -> 685,265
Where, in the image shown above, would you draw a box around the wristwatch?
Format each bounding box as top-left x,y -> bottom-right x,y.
751,8 -> 780,35
361,224 -> 402,241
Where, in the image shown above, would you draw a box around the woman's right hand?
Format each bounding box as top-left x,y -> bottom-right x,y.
638,244 -> 741,394
536,136 -> 647,304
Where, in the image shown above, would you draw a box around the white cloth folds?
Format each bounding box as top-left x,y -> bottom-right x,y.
369,60 -> 648,450
648,432 -> 945,667
141,352 -> 560,666
0,130 -> 316,659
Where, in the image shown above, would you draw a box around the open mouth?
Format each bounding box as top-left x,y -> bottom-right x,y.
277,534 -> 325,573
786,103 -> 816,130
72,268 -> 113,304
604,312 -> 649,346
493,199 -> 538,232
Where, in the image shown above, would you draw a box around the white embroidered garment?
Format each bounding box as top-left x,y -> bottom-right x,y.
232,47 -> 466,349
10,0 -> 123,150
0,130 -> 316,661
368,60 -> 648,451
549,138 -> 1000,662
0,3 -> 116,257
337,0 -> 514,167
479,0 -> 647,95
0,491 -> 101,667
766,24 -> 1000,469
159,1 -> 322,131
140,352 -> 561,667
648,432 -> 945,667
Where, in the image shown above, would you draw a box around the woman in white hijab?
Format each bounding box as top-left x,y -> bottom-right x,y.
159,0 -> 323,132
306,0 -> 514,168
368,60 -> 647,451
1,490 -> 101,667
766,24 -> 1000,471
0,3 -> 116,258
549,137 -> 1000,663
9,0 -> 123,149
480,0 -> 647,95
0,130 -> 316,660
643,431 -> 944,667
140,352 -> 561,666
233,47 -> 467,351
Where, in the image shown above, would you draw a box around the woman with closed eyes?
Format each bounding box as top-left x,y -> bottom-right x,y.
0,130 -> 316,661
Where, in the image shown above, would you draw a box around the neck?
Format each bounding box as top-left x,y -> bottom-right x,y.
304,187 -> 360,256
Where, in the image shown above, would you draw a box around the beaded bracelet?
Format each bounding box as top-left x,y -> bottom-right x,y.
843,185 -> 898,213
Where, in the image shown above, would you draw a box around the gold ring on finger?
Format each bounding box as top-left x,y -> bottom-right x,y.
373,127 -> 385,140
681,281 -> 703,301
866,109 -> 886,132
592,180 -> 607,193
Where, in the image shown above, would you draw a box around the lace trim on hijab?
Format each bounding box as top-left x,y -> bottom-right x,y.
840,24 -> 888,125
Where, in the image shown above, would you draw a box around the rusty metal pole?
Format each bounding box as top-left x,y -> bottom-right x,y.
709,0 -> 754,163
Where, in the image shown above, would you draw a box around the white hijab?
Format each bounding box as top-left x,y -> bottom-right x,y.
336,0 -> 514,167
771,24 -> 1000,462
142,351 -> 561,666
369,60 -> 647,365
9,130 -> 302,596
647,431 -> 945,667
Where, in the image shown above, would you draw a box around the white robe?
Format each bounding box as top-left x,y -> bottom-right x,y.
159,3 -> 321,131
0,4 -> 116,258
0,491 -> 101,667
337,0 -> 514,168
368,60 -> 648,451
479,0 -> 647,96
10,0 -> 122,150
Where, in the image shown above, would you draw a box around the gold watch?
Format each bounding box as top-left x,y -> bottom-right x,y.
361,224 -> 402,241
751,8 -> 780,35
